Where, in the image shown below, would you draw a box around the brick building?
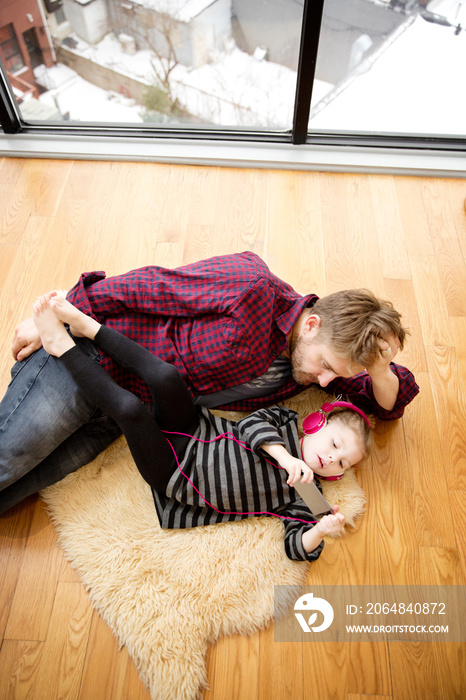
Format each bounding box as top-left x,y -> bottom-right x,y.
0,0 -> 56,100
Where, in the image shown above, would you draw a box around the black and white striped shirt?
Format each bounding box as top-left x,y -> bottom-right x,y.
152,405 -> 324,562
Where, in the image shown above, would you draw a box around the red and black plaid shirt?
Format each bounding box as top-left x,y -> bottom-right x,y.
66,252 -> 418,419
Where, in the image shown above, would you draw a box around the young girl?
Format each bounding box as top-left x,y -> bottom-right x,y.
32,293 -> 373,563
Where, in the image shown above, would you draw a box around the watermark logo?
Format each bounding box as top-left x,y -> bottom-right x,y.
275,585 -> 466,643
294,592 -> 334,633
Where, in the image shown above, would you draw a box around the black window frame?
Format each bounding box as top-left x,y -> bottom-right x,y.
0,0 -> 465,154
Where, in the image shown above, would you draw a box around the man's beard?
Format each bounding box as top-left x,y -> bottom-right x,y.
289,334 -> 318,386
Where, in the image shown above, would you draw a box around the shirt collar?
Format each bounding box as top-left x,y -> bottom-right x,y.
275,293 -> 319,335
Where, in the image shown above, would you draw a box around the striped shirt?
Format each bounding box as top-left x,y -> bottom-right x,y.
152,405 -> 325,562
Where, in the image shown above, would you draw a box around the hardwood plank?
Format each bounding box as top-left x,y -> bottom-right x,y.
383,278 -> 427,374
347,695 -> 392,700
449,490 -> 466,582
0,640 -> 43,700
204,633 -> 259,700
418,546 -> 464,584
369,175 -> 411,280
421,177 -> 460,239
409,254 -> 454,347
259,624 -> 303,700
268,170 -> 325,295
0,181 -> 34,246
389,642 -> 466,700
4,501 -> 65,641
347,643 -> 392,696
0,245 -> 19,296
302,643 -> 347,699
0,501 -> 35,638
394,176 -> 434,257
62,160 -> 99,200
184,165 -> 220,229
211,167 -> 267,259
88,162 -> 169,271
120,653 -> 153,700
439,177 -> 466,243
450,317 -> 466,393
402,372 -> 455,548
153,240 -> 185,269
426,345 -> 466,490
320,173 -> 385,293
342,175 -> 386,296
304,462 -> 383,587
432,237 -> 466,317
22,159 -> 72,218
371,421 -> 421,585
78,610 -> 141,700
0,157 -> 24,185
33,582 -> 93,700
183,224 -> 217,265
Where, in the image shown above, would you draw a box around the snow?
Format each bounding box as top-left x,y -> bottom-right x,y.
36,63 -> 143,122
50,32 -> 299,128
31,0 -> 466,134
130,0 -> 218,22
309,7 -> 466,135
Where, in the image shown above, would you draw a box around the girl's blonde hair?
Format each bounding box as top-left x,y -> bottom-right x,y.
327,407 -> 374,461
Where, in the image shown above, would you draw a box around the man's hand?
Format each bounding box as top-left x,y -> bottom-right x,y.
11,317 -> 42,361
365,335 -> 401,379
364,335 -> 401,411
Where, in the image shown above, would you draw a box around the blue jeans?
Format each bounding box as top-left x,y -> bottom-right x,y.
0,338 -> 121,514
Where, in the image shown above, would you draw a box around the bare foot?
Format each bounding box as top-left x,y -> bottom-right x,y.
32,296 -> 76,358
47,292 -> 100,340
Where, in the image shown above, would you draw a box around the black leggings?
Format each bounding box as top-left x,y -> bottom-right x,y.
59,326 -> 199,491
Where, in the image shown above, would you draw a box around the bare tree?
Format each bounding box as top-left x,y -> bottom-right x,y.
109,0 -> 181,103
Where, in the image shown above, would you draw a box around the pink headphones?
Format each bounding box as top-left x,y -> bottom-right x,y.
301,399 -> 371,481
302,399 -> 371,434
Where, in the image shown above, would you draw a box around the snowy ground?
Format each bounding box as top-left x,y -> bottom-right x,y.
35,63 -> 144,123
36,33 -> 299,128
30,0 -> 466,136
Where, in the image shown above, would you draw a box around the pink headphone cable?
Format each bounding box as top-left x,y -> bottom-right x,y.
161,429 -> 319,525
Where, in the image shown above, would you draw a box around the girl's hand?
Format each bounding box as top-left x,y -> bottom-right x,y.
260,443 -> 314,485
316,507 -> 345,536
280,455 -> 314,486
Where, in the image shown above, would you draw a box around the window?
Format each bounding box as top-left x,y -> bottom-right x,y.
8,0 -> 303,131
0,0 -> 465,160
308,0 -> 466,138
55,9 -> 67,27
0,24 -> 25,75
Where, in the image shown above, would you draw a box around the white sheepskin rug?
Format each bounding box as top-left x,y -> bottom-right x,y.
41,389 -> 367,700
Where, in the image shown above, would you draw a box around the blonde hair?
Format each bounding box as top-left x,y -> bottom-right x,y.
311,289 -> 408,368
327,408 -> 374,461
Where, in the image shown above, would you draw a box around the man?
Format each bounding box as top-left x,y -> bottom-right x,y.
0,252 -> 418,513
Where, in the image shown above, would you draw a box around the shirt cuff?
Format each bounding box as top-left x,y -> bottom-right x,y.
66,271 -> 106,320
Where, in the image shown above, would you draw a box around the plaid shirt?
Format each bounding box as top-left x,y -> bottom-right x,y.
66,252 -> 418,419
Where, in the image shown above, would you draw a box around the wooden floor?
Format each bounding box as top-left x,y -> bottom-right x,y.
0,158 -> 465,699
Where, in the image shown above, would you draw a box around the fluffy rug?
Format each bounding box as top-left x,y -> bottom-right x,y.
41,388 -> 367,700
